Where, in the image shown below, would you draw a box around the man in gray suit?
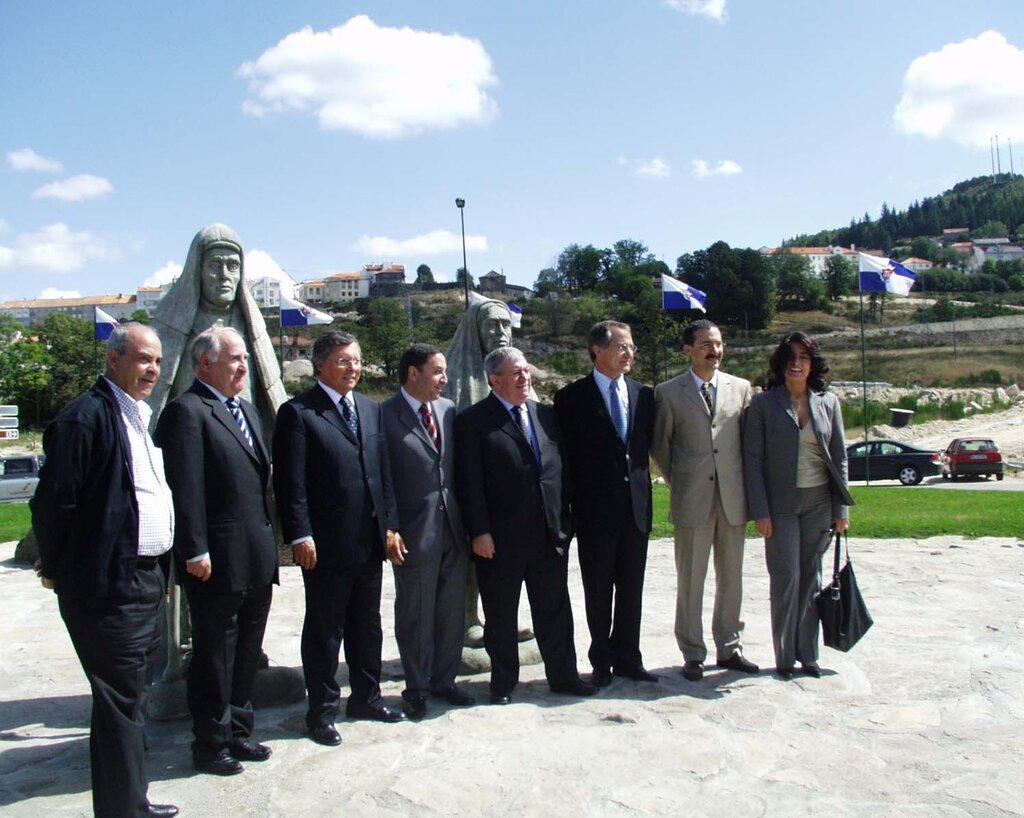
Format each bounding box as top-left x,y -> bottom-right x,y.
652,319 -> 759,682
382,344 -> 475,720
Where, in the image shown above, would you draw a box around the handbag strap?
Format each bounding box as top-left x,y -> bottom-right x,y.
826,530 -> 843,597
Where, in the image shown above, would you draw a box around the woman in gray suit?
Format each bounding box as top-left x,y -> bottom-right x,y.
743,332 -> 854,680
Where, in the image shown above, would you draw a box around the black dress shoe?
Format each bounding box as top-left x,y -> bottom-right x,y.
717,653 -> 760,674
591,669 -> 613,688
550,678 -> 598,697
193,748 -> 244,776
613,666 -> 659,683
347,703 -> 406,723
403,695 -> 428,720
776,666 -> 795,681
230,738 -> 272,761
147,805 -> 179,818
681,660 -> 704,681
489,692 -> 512,705
309,724 -> 343,746
802,663 -> 822,678
431,685 -> 476,706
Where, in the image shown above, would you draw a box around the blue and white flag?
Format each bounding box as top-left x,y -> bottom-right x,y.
858,253 -> 916,296
508,303 -> 523,329
662,275 -> 707,312
280,294 -> 333,327
94,307 -> 118,340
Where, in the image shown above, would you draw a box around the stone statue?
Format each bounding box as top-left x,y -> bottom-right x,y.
146,224 -> 293,714
444,298 -> 514,413
149,223 -> 287,433
444,298 -> 536,654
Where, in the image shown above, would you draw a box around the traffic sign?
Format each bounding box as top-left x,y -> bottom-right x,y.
0,429 -> 19,440
0,418 -> 17,429
0,405 -> 18,417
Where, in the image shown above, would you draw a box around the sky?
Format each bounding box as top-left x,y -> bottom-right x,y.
3,1 -> 1024,302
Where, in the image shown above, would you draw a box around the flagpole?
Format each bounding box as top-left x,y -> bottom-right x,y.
662,311 -> 669,383
858,287 -> 870,484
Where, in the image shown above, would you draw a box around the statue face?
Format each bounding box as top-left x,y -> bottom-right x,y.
477,304 -> 512,355
200,248 -> 241,310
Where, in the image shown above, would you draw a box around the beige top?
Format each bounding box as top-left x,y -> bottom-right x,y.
796,420 -> 829,488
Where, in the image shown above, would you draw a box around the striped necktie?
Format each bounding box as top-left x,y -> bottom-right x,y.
225,397 -> 254,448
419,403 -> 440,449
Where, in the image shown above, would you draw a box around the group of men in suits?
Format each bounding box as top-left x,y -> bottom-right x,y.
32,312 -> 763,818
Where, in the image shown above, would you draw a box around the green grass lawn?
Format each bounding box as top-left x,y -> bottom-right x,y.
652,483 -> 1023,540
4,484 -> 1018,551
0,503 -> 32,544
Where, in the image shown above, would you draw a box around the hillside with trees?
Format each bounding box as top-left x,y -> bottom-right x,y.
786,173 -> 1024,253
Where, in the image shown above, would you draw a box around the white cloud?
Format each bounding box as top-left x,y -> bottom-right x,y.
7,148 -> 63,173
692,158 -> 742,178
636,157 -> 672,178
246,249 -> 297,293
0,223 -> 117,273
238,15 -> 499,139
144,261 -> 183,287
663,0 -> 727,21
893,30 -> 1024,148
352,229 -> 488,257
31,174 -> 114,202
38,287 -> 83,299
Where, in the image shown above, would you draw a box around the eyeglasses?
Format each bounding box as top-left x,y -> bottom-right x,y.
333,357 -> 362,368
614,343 -> 637,353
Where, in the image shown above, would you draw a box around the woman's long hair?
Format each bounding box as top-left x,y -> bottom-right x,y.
765,331 -> 829,393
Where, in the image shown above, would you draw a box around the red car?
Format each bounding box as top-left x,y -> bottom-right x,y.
941,437 -> 1004,481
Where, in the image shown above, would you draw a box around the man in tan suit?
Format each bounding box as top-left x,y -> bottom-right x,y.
652,319 -> 759,681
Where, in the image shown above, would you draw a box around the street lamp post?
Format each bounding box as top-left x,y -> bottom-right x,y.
455,197 -> 468,309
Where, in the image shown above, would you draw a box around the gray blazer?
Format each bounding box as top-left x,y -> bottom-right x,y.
742,386 -> 854,522
382,393 -> 466,561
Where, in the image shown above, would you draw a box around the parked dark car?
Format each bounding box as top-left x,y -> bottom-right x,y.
941,437 -> 1004,481
846,439 -> 941,485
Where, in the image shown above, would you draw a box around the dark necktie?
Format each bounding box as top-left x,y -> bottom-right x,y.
225,397 -> 254,448
608,379 -> 627,443
340,396 -> 359,438
419,402 -> 440,449
700,382 -> 715,418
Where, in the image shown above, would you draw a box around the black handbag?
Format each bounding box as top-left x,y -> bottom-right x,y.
817,531 -> 873,652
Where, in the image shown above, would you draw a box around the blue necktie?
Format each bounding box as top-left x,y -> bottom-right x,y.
609,379 -> 627,443
225,397 -> 253,448
513,406 -> 541,466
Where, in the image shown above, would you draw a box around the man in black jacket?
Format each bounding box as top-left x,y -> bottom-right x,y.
454,347 -> 596,704
155,326 -> 278,776
273,331 -> 405,747
554,321 -> 657,687
32,322 -> 179,818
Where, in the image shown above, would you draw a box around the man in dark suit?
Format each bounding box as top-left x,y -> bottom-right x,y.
273,330 -> 405,747
454,347 -> 596,705
382,343 -> 474,720
32,322 -> 179,818
154,326 -> 278,776
554,321 -> 657,688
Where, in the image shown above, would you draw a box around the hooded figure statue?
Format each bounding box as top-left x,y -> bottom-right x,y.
443,298 -> 514,412
147,223 -> 287,431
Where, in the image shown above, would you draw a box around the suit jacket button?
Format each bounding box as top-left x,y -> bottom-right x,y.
709,475 -> 715,481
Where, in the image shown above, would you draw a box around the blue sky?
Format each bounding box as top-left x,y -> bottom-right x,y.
3,1 -> 1023,301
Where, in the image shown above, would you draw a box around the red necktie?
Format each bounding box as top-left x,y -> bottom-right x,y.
419,403 -> 440,449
